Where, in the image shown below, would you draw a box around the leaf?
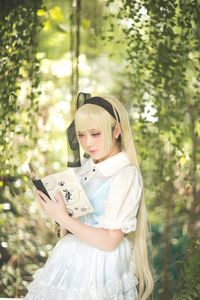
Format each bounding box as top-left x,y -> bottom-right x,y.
37,9 -> 46,17
81,19 -> 91,30
49,6 -> 63,23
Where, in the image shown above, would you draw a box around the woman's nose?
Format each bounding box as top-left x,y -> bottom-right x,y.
86,135 -> 92,146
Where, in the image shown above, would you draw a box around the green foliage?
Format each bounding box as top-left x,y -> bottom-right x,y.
0,181 -> 56,297
178,238 -> 200,300
0,0 -> 199,298
36,0 -> 106,60
0,0 -> 44,176
106,0 -> 200,299
0,0 -> 48,297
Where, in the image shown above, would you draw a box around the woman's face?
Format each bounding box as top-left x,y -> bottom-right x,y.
77,119 -> 120,163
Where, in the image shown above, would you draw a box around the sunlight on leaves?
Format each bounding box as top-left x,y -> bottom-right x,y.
49,6 -> 63,23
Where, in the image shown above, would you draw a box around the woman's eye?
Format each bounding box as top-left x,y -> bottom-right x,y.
77,133 -> 84,137
92,132 -> 101,137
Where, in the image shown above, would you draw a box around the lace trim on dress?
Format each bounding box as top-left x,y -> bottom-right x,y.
98,216 -> 137,234
26,288 -> 138,300
26,272 -> 138,300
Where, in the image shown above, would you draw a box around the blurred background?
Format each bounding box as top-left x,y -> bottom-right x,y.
0,0 -> 199,299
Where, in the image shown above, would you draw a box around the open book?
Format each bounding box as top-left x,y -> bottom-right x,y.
29,163 -> 94,218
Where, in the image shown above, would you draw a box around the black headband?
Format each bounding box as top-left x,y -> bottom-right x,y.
85,97 -> 120,122
66,92 -> 120,167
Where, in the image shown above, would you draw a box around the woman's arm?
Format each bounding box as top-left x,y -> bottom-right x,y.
37,190 -> 124,252
60,216 -> 124,251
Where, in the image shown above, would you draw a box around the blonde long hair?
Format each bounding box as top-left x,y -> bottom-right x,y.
75,95 -> 153,300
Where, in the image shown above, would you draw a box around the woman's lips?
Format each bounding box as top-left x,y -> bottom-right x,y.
89,150 -> 96,155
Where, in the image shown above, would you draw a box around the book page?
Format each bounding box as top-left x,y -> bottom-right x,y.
41,168 -> 94,218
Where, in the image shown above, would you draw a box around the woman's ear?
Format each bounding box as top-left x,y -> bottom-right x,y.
113,124 -> 121,139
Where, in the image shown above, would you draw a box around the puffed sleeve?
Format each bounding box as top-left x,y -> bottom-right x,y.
98,165 -> 142,234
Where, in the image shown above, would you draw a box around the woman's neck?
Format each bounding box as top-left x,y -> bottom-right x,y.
94,147 -> 121,164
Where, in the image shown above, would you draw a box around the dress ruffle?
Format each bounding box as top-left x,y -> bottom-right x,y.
98,216 -> 137,234
26,273 -> 138,300
25,234 -> 138,300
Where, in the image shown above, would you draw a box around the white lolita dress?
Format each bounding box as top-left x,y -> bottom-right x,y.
24,151 -> 142,300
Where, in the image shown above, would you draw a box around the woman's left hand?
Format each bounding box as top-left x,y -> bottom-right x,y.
37,190 -> 69,224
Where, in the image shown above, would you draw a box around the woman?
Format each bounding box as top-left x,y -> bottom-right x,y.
25,94 -> 153,299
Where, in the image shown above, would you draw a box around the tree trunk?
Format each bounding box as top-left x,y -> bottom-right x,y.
188,103 -> 198,241
75,0 -> 81,94
70,0 -> 81,110
162,180 -> 173,300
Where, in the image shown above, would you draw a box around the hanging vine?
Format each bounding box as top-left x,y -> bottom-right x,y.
106,0 -> 200,299
0,0 -> 44,180
0,0 -> 44,297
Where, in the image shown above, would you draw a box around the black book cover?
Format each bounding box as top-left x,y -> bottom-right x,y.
32,179 -> 51,199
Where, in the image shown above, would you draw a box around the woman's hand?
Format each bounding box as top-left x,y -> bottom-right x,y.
37,190 -> 69,225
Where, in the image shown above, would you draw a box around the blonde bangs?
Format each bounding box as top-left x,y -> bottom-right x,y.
75,104 -> 116,153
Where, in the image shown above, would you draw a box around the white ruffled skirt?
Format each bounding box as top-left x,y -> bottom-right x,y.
24,234 -> 138,300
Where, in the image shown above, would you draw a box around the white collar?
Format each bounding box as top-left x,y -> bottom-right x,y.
79,151 -> 131,177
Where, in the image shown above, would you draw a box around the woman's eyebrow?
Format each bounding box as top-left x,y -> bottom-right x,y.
88,129 -> 101,132
77,131 -> 85,135
77,129 -> 101,133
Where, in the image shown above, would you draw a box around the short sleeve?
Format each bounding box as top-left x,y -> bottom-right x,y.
98,165 -> 142,234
